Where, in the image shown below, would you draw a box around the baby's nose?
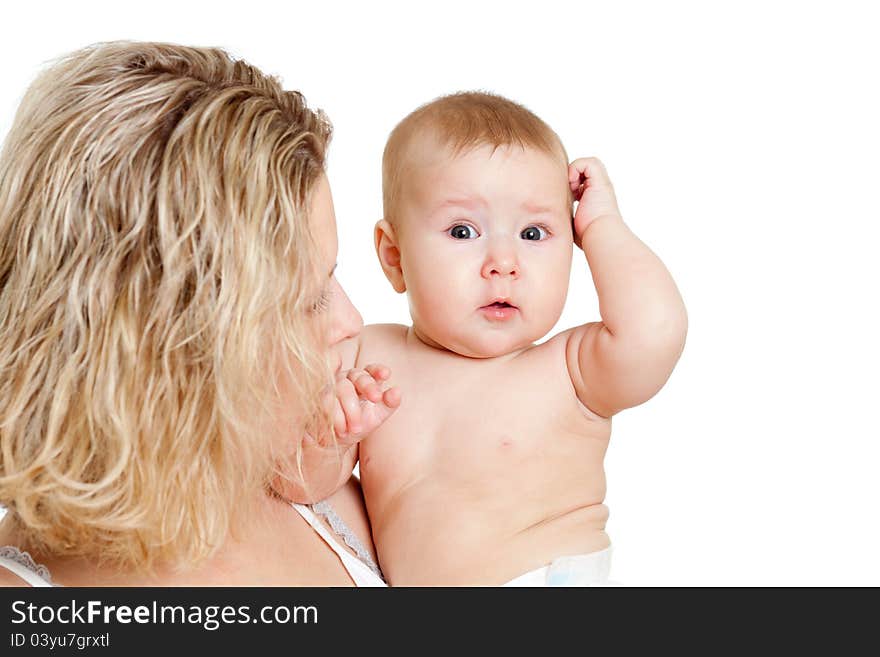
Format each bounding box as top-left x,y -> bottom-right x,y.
481,249 -> 519,279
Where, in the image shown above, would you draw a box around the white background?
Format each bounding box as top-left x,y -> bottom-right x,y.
2,0 -> 878,585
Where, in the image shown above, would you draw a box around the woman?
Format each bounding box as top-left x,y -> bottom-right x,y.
0,42 -> 396,585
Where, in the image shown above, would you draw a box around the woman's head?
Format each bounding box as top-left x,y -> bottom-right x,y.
0,42 -> 343,568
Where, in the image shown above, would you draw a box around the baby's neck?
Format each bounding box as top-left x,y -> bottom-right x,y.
407,325 -> 533,362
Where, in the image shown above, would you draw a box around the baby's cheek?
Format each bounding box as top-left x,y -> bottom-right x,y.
533,269 -> 570,325
407,273 -> 457,332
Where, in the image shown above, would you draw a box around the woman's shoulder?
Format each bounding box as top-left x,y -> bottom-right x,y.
0,571 -> 24,586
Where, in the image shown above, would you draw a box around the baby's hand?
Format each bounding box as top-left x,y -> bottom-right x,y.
569,157 -> 623,247
330,364 -> 401,446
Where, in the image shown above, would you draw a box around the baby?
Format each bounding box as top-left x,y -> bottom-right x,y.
335,92 -> 687,585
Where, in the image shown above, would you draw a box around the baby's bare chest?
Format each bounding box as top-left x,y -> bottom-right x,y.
359,341 -> 608,489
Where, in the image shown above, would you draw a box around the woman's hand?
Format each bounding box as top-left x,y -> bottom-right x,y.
331,364 -> 401,445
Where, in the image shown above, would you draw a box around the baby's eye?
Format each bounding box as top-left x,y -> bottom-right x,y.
520,225 -> 549,241
448,224 -> 479,240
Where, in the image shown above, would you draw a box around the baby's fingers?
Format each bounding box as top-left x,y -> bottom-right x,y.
569,160 -> 586,189
363,363 -> 391,382
382,386 -> 402,409
569,157 -> 611,193
357,385 -> 402,435
335,378 -> 363,435
332,398 -> 348,438
346,368 -> 383,403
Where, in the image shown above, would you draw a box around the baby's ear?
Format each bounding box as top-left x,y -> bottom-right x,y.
374,219 -> 406,293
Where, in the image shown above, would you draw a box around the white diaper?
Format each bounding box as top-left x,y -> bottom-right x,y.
503,546 -> 613,587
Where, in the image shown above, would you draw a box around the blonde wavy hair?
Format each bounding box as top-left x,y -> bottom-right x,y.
0,42 -> 334,569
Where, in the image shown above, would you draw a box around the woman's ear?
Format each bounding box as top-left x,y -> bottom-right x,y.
375,219 -> 406,293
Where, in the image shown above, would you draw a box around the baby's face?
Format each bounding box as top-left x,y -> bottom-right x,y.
395,141 -> 573,358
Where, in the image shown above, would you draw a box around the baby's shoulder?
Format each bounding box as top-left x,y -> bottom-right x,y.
358,323 -> 409,365
516,330 -> 594,393
533,325 -> 604,365
519,329 -> 575,364
500,332 -> 574,389
362,323 -> 408,345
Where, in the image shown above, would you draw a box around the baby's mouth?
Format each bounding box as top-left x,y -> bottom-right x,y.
478,300 -> 519,319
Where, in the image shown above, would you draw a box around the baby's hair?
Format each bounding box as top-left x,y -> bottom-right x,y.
0,41 -> 334,569
382,91 -> 568,223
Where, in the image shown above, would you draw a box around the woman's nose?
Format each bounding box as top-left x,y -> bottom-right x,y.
329,284 -> 363,347
480,242 -> 519,279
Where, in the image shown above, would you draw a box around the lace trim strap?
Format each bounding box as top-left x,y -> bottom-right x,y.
309,501 -> 383,579
0,546 -> 54,586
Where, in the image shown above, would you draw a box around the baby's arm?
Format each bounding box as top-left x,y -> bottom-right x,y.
565,157 -> 688,418
274,364 -> 401,503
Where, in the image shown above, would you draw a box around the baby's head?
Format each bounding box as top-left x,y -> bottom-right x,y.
376,92 -> 574,358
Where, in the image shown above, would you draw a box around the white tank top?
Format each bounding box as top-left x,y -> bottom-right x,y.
0,546 -> 53,586
293,503 -> 386,587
